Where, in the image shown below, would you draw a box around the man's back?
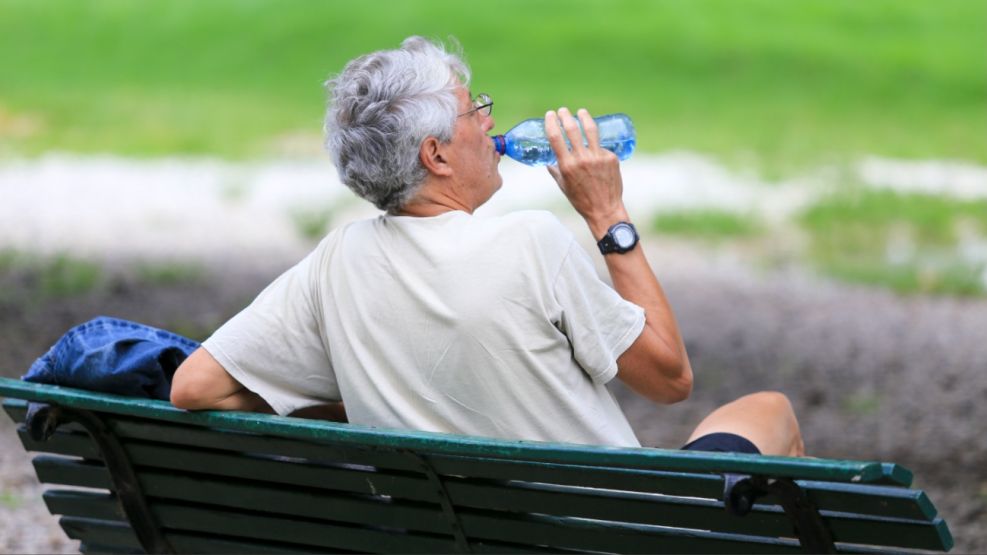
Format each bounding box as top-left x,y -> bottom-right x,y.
204,210 -> 643,446
318,210 -> 643,445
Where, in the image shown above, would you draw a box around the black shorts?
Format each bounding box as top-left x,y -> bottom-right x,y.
681,432 -> 761,454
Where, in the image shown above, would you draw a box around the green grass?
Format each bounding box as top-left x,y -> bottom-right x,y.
290,206 -> 335,242
0,0 -> 984,171
652,209 -> 761,239
0,250 -> 103,299
814,259 -> 986,296
842,392 -> 882,416
39,255 -> 103,297
0,251 -> 208,299
134,261 -> 205,286
799,188 -> 987,295
0,490 -> 21,509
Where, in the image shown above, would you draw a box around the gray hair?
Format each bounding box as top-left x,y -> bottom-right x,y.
324,36 -> 471,212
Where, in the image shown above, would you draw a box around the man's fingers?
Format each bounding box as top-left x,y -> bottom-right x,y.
577,108 -> 600,150
557,107 -> 587,155
544,110 -> 570,163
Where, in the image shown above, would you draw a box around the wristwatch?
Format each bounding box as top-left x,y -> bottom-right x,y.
597,221 -> 639,255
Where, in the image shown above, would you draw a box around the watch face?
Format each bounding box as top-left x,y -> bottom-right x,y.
613,225 -> 636,248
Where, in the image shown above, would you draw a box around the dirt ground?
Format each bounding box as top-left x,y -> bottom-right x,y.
1,241 -> 984,553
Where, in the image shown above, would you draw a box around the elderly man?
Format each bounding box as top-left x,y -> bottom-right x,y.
171,36 -> 803,456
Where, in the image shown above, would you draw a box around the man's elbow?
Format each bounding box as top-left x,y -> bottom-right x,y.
170,371 -> 203,410
624,358 -> 693,405
664,366 -> 693,404
170,355 -> 217,410
656,355 -> 693,404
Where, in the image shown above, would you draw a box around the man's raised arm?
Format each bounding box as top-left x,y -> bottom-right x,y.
545,107 -> 693,404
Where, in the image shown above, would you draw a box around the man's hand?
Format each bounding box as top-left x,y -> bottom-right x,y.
545,107 -> 628,240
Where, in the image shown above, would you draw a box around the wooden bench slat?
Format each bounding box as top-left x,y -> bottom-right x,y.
0,390 -> 906,484
52,504 -> 344,554
63,489 -> 456,553
793,481 -> 936,521
827,515 -> 953,553
458,511 -> 802,554
5,401 -> 423,472
78,542 -> 143,554
34,455 -> 111,490
158,502 -> 457,554
61,517 -> 367,555
44,490 -> 124,522
94,409 -> 913,490
59,517 -> 142,552
164,533 -> 320,555
15,424 -> 939,524
107,416 -> 424,472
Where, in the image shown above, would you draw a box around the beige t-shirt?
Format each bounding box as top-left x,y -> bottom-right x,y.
203,210 -> 645,446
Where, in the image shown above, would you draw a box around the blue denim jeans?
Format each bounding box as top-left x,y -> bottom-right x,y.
23,316 -> 200,400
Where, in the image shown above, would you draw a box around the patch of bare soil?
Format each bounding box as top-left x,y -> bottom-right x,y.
1,247 -> 983,553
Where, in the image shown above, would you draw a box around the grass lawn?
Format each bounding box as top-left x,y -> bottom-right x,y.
1,0 -> 984,170
799,187 -> 987,296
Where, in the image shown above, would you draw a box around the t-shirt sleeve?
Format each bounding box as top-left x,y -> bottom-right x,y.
201,247 -> 339,416
553,240 -> 646,385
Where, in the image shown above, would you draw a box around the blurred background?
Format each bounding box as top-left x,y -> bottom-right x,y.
1,0 -> 985,552
2,0 -> 985,293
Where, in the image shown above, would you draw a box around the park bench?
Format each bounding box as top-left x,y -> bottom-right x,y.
0,377 -> 953,554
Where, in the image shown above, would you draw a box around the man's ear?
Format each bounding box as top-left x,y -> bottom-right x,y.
419,137 -> 453,177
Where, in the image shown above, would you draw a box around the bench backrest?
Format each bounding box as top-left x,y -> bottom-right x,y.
0,378 -> 953,553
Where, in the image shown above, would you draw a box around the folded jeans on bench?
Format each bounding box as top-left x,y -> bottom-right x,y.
22,316 -> 199,400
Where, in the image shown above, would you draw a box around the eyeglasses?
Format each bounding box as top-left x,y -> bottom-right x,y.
458,93 -> 493,118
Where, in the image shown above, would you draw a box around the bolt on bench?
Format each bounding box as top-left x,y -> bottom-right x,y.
0,378 -> 952,554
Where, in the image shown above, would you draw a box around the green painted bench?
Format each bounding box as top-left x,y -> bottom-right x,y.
0,378 -> 952,554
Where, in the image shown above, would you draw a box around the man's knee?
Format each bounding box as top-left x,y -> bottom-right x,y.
737,391 -> 803,454
741,390 -> 794,416
748,390 -> 803,456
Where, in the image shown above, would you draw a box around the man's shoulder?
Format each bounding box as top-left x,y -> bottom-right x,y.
475,211 -> 577,268
299,217 -> 377,270
314,216 -> 377,247
488,209 -> 571,238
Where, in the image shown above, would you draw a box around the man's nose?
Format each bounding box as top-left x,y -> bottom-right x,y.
482,114 -> 495,133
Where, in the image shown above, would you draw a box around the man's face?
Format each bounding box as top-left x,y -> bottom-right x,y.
447,85 -> 502,208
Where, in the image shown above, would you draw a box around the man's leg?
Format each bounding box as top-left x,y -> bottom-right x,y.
686,391 -> 805,457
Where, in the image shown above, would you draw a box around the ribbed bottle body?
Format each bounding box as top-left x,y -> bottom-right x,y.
493,113 -> 636,166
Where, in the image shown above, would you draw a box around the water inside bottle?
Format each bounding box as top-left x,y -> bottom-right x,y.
509,137 -> 636,166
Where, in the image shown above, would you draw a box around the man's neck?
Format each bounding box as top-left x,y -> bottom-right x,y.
397,179 -> 475,217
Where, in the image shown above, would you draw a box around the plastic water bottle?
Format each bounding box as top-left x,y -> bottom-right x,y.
492,113 -> 636,166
